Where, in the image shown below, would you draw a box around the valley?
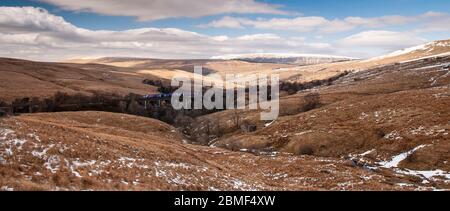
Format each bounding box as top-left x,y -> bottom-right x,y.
1,39 -> 450,191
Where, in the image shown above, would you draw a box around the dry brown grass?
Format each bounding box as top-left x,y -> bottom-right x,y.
0,58 -> 160,102
0,111 -> 421,191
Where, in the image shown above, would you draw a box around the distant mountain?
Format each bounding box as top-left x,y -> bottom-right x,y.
211,53 -> 357,65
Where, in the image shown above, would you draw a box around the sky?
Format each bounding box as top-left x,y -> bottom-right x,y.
0,0 -> 449,61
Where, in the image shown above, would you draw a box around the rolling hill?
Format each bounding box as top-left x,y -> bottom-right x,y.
0,58 -> 160,102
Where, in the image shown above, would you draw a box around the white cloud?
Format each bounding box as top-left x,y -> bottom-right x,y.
202,12 -> 450,33
338,30 -> 426,51
198,16 -> 246,28
211,35 -> 229,42
2,6 -> 445,61
250,16 -> 329,32
200,16 -> 353,32
203,16 -> 330,32
0,6 -> 84,36
413,12 -> 450,32
0,33 -> 39,45
0,7 -> 334,61
236,33 -> 280,41
344,15 -> 414,28
38,0 -> 286,21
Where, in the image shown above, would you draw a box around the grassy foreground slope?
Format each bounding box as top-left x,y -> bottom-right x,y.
0,111 -> 422,191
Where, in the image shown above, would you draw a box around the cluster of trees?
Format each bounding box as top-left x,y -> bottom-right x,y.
0,92 -> 125,115
142,79 -> 164,87
0,100 -> 9,117
142,79 -> 178,94
280,71 -> 349,95
0,90 -> 223,127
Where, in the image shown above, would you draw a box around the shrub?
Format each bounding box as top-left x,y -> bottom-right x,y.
375,129 -> 386,139
280,71 -> 350,95
127,100 -> 147,116
301,93 -> 321,112
52,172 -> 70,187
297,144 -> 315,155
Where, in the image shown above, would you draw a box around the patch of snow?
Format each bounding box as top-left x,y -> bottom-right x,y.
71,168 -> 82,178
167,174 -> 188,185
208,187 -> 220,191
435,42 -> 450,47
379,145 -> 429,168
374,111 -> 380,118
0,128 -> 15,140
230,178 -> 259,191
265,120 -> 275,127
27,133 -> 41,142
359,149 -> 375,157
155,168 -> 167,178
272,173 -> 288,180
410,126 -> 425,135
384,130 -> 403,141
118,157 -> 147,169
5,147 -> 13,156
360,174 -> 377,181
67,159 -> 98,178
44,155 -> 61,173
295,130 -> 313,136
1,186 -> 14,191
336,181 -> 356,190
164,162 -> 191,170
359,112 -> 369,120
397,183 -> 415,187
32,144 -> 55,159
0,128 -> 29,158
409,126 -> 448,137
10,138 -> 27,150
397,169 -> 450,181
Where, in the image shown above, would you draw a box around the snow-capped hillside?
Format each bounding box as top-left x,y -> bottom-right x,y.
211,53 -> 356,65
370,39 -> 450,61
